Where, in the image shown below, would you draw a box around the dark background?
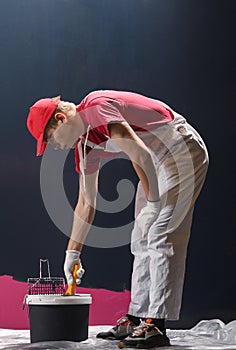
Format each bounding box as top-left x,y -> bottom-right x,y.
0,0 -> 235,328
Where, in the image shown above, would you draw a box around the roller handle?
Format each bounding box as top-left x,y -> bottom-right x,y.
65,263 -> 80,296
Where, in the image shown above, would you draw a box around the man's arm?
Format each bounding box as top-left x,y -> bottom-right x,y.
67,170 -> 99,252
109,122 -> 159,202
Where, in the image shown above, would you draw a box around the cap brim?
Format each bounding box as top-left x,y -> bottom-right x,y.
36,133 -> 47,156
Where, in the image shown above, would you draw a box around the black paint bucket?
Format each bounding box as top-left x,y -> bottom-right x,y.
26,294 -> 92,343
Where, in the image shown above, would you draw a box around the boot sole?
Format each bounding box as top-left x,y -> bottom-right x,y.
118,340 -> 171,349
97,334 -> 130,341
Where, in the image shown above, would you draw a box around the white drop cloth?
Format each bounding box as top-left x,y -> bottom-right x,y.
0,320 -> 236,349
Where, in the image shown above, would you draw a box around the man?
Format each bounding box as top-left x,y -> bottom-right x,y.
27,90 -> 208,349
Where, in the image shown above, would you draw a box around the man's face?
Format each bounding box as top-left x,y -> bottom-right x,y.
46,121 -> 80,150
44,126 -> 57,145
45,109 -> 83,150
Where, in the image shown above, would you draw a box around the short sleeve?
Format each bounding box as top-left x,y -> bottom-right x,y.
83,100 -> 126,137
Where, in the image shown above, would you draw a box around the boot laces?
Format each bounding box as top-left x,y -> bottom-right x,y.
117,316 -> 130,326
132,320 -> 163,336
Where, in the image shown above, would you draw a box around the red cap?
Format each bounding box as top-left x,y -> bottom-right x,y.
27,98 -> 60,156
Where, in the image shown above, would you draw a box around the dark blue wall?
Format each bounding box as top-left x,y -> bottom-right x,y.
0,0 -> 235,328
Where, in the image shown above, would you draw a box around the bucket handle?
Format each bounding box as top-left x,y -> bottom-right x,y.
40,259 -> 51,278
22,259 -> 51,312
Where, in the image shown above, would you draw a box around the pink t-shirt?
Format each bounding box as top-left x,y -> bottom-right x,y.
75,90 -> 174,174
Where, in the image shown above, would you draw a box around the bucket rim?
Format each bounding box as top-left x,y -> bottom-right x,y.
26,293 -> 92,305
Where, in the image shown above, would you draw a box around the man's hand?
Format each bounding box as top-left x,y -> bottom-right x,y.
136,200 -> 161,239
64,250 -> 85,285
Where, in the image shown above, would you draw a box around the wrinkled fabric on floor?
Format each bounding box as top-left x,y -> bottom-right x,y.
0,319 -> 236,349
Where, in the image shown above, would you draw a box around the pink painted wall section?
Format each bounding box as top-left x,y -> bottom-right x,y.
0,275 -> 131,329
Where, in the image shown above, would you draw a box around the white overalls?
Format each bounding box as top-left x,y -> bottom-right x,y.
128,111 -> 209,320
77,95 -> 209,320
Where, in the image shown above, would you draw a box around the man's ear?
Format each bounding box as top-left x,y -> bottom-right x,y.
54,112 -> 68,123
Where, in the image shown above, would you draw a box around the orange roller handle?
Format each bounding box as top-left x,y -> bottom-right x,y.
65,263 -> 80,296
